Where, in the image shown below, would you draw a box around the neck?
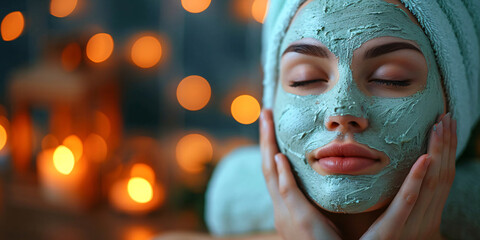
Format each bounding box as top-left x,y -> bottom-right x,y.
319,205 -> 388,240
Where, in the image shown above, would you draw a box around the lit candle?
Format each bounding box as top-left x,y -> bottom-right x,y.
109,163 -> 165,215
37,145 -> 94,209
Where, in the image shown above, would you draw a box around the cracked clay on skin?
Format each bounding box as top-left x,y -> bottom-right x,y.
273,0 -> 444,213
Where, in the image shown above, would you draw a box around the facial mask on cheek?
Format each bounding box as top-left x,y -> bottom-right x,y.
273,0 -> 444,213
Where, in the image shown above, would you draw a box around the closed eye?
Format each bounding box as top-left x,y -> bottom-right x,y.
369,79 -> 411,87
289,79 -> 328,87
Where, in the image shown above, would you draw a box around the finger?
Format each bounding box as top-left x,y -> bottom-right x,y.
441,113 -> 451,185
432,114 -> 456,228
260,109 -> 283,205
448,118 -> 457,183
260,109 -> 279,173
260,109 -> 278,182
275,153 -> 315,213
402,123 -> 441,236
420,117 -> 445,223
373,154 -> 431,237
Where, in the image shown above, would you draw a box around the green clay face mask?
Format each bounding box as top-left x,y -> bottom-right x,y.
273,0 -> 444,213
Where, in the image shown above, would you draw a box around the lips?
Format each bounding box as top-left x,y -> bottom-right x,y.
311,143 -> 383,175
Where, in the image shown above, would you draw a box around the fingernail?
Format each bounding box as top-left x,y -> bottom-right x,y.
260,111 -> 267,128
424,155 -> 432,168
442,112 -> 451,121
438,120 -> 443,136
274,154 -> 282,166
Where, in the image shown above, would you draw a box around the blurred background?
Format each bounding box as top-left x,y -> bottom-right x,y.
0,0 -> 267,239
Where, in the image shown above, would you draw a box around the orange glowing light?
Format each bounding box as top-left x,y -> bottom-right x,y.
63,135 -> 83,161
94,111 -> 111,139
252,0 -> 269,24
232,0 -> 252,22
124,226 -> 155,240
42,134 -> 59,150
1,11 -> 24,41
53,145 -> 75,175
231,95 -> 261,124
176,75 -> 211,111
0,125 -> 6,151
130,163 -> 155,184
84,133 -> 108,162
176,134 -> 213,173
109,178 -> 165,214
127,177 -> 153,204
86,33 -> 114,63
61,42 -> 82,71
181,0 -> 211,13
50,0 -> 78,18
131,36 -> 162,69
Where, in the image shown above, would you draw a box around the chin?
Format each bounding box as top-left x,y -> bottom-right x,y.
296,166 -> 408,214
317,197 -> 393,214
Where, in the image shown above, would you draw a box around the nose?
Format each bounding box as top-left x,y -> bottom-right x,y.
325,115 -> 368,133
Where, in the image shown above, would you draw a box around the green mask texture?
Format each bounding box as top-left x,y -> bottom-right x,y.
274,0 -> 444,213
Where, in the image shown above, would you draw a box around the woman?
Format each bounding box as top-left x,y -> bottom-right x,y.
261,0 -> 455,238
163,0 -> 480,239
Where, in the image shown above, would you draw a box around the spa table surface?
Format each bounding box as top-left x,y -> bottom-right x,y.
0,173 -> 207,240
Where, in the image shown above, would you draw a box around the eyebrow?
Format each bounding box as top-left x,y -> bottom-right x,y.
364,42 -> 422,59
282,44 -> 330,58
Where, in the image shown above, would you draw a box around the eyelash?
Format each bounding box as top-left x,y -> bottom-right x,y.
288,79 -> 411,88
289,79 -> 327,87
370,79 -> 411,87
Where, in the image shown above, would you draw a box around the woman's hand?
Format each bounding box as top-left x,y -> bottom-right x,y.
260,109 -> 342,240
361,113 -> 457,240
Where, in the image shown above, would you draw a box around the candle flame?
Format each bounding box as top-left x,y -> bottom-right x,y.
53,145 -> 75,175
127,177 -> 153,204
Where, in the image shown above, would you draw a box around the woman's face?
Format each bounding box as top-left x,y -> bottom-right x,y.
273,0 -> 445,213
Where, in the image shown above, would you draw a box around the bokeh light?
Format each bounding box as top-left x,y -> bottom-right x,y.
232,0 -> 252,22
231,95 -> 261,124
131,35 -> 162,69
127,177 -> 153,203
41,134 -> 59,150
176,134 -> 213,173
94,111 -> 111,139
123,226 -> 155,240
0,125 -> 6,151
61,42 -> 82,71
50,0 -> 78,18
181,0 -> 211,13
1,11 -> 24,41
130,163 -> 155,184
84,133 -> 108,162
63,135 -> 83,161
252,0 -> 269,24
53,145 -> 75,175
86,33 -> 114,63
176,75 -> 211,111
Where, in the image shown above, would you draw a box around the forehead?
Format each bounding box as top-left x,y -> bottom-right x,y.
281,0 -> 427,59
